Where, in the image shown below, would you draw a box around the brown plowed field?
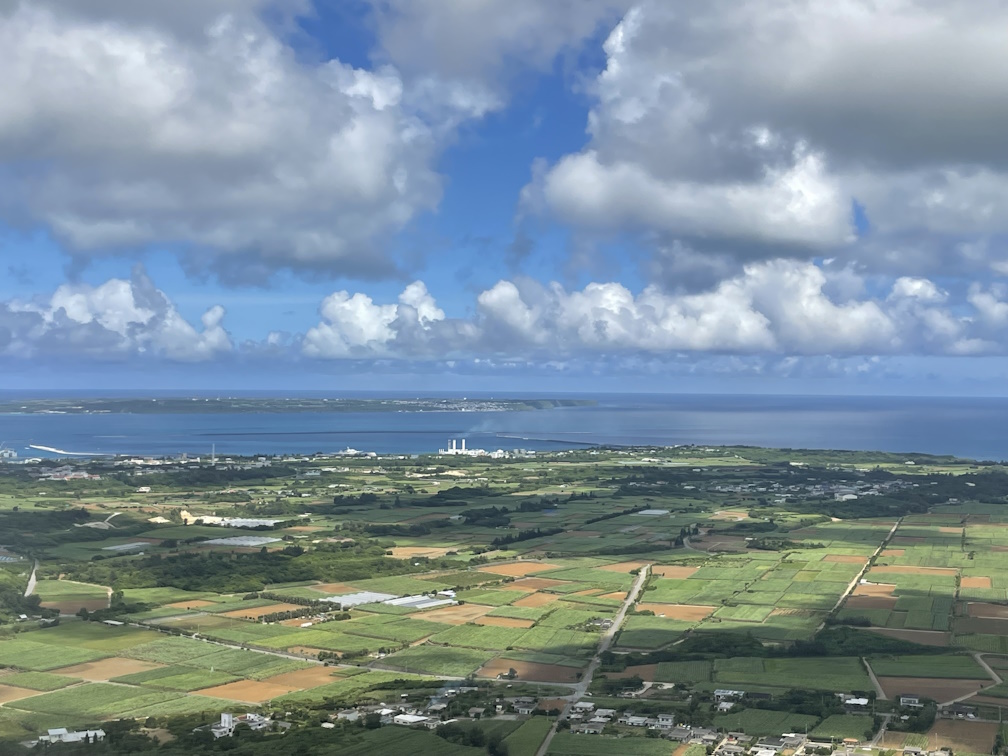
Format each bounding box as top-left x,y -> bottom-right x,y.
389,546 -> 452,559
846,595 -> 898,609
852,582 -> 896,597
195,680 -> 295,703
166,599 -> 216,610
877,676 -> 988,702
881,548 -> 905,557
477,658 -> 581,683
961,576 -> 993,589
40,598 -> 109,613
511,577 -> 568,590
474,616 -> 535,629
955,617 -> 1008,635
0,684 -> 42,704
479,562 -> 559,577
968,602 -> 1008,619
260,666 -> 339,689
600,591 -> 627,601
412,604 -> 489,624
823,554 -> 867,564
928,721 -> 998,754
637,603 -> 713,621
872,565 -> 958,576
220,602 -> 304,620
862,628 -> 950,646
53,658 -> 163,681
513,593 -> 561,608
652,566 -> 700,578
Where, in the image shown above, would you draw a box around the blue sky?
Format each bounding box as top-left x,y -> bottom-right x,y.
3,0 -> 1008,394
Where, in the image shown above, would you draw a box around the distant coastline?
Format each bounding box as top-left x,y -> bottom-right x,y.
0,397 -> 595,415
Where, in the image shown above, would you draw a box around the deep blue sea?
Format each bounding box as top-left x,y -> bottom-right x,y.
1,393 -> 1006,461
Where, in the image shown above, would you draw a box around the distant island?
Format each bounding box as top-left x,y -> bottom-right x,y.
0,397 -> 596,415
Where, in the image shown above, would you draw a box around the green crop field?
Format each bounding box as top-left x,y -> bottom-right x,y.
714,657 -> 870,691
655,660 -> 713,683
381,644 -> 494,677
713,708 -> 820,736
1,671 -> 80,691
811,715 -> 876,740
0,638 -> 107,671
502,717 -> 553,755
6,682 -> 177,718
869,654 -> 988,679
549,732 -> 679,755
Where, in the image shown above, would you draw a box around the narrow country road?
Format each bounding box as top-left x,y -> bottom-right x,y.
869,713 -> 892,747
818,517 -> 903,632
535,565 -> 650,756
941,653 -> 1004,705
863,657 -> 886,699
23,559 -> 38,598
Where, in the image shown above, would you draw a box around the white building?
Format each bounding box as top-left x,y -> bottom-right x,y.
38,728 -> 105,745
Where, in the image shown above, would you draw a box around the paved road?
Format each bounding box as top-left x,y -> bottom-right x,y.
869,713 -> 892,747
535,565 -> 650,756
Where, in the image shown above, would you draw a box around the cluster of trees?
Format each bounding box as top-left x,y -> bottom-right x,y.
434,722 -> 508,756
490,527 -> 563,548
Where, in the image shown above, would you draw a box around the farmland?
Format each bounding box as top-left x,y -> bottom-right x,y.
1,444 -> 1008,752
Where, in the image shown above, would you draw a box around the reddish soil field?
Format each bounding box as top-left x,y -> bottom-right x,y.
877,676 -> 988,703
927,720 -> 998,754
53,658 -> 163,681
166,599 -> 216,610
0,684 -> 42,704
220,602 -> 305,620
412,604 -> 490,624
852,582 -> 896,597
605,663 -> 660,681
961,576 -> 993,589
862,628 -> 950,647
195,679 -> 295,703
846,595 -> 898,610
513,592 -> 561,608
511,577 -> 569,591
872,565 -> 958,576
823,554 -> 866,564
599,560 -> 650,573
571,588 -> 603,597
637,603 -> 713,621
968,602 -> 1008,619
309,583 -> 357,594
479,562 -> 560,577
477,658 -> 582,683
260,666 -> 340,689
652,566 -> 699,579
880,548 -> 905,557
939,526 -> 964,534
474,616 -> 534,629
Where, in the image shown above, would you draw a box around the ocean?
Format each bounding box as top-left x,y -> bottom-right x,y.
1,394 -> 1006,461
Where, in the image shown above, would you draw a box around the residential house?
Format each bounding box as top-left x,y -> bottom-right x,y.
573,722 -> 606,735
38,728 -> 106,745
